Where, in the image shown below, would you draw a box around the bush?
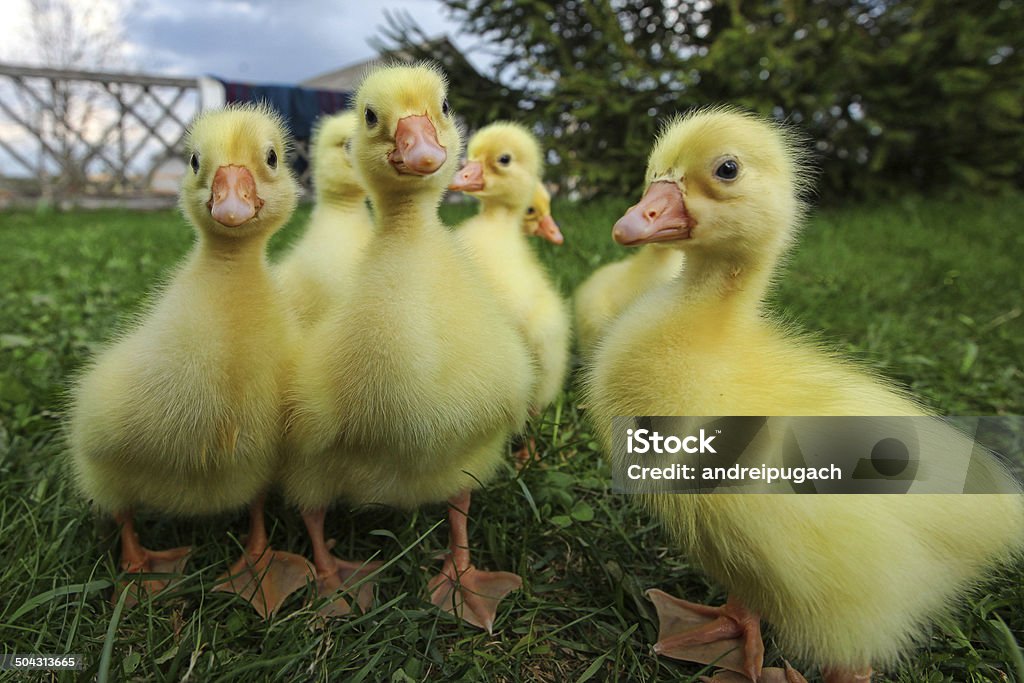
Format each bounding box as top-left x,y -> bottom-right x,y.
378,0 -> 1024,202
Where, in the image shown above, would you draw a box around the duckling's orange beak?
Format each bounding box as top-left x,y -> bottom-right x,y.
208,165 -> 263,227
612,181 -> 692,246
448,161 -> 484,192
389,115 -> 446,176
536,214 -> 564,245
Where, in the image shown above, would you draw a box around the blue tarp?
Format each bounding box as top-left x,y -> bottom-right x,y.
218,79 -> 352,139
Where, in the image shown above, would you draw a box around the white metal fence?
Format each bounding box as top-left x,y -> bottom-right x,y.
0,63 -> 316,208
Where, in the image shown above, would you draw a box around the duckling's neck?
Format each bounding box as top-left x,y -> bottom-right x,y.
478,201 -> 526,230
195,232 -> 272,276
370,190 -> 439,234
317,188 -> 365,212
640,244 -> 682,265
309,194 -> 370,231
676,246 -> 777,316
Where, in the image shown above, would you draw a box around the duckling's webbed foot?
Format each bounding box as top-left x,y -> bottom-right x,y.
215,548 -> 315,618
114,511 -> 191,607
428,490 -> 522,634
699,661 -> 808,682
313,556 -> 383,617
301,507 -> 382,617
213,496 -> 315,618
647,588 -> 765,682
428,557 -> 523,634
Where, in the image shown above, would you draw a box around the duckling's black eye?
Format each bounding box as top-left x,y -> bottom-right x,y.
498,154 -> 512,166
715,159 -> 739,181
442,99 -> 450,116
526,207 -> 536,214
266,148 -> 278,169
189,152 -> 199,174
365,107 -> 378,127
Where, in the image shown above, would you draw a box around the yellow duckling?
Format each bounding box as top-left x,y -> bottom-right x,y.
275,111 -> 373,327
450,122 -> 571,424
573,243 -> 683,354
281,65 -> 533,631
521,181 -> 563,245
585,108 -> 1024,682
68,104 -> 313,617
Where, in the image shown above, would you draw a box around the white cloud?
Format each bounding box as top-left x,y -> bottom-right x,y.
121,0 -> 465,83
0,0 -> 469,84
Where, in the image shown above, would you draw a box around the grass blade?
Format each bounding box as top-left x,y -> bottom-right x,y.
9,580 -> 112,622
990,615 -> 1024,683
98,586 -> 130,683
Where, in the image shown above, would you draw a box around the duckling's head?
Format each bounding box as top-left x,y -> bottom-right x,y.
311,111 -> 364,202
522,181 -> 564,245
180,103 -> 299,240
450,122 -> 542,213
350,63 -> 461,199
613,107 -> 810,261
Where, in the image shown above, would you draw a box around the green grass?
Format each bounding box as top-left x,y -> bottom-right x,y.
1,193 -> 1022,682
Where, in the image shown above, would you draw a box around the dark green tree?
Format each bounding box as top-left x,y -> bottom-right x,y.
377,1 -> 1023,201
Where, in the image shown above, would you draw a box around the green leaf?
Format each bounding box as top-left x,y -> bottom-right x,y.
154,645 -> 179,666
123,651 -> 141,674
227,613 -> 245,634
960,342 -> 980,375
575,653 -> 608,682
570,501 -> 595,522
550,515 -> 573,528
391,669 -> 416,683
544,470 -> 575,489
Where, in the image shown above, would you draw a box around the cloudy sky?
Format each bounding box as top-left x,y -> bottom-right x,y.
1,0 -> 469,84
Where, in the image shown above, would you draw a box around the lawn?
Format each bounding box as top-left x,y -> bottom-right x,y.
1,192 -> 1022,682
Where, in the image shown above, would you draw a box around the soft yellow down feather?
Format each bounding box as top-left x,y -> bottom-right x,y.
280,65 -> 534,511
68,104 -> 300,516
573,243 -> 683,353
455,122 -> 570,410
585,107 -> 1024,672
275,111 -> 373,327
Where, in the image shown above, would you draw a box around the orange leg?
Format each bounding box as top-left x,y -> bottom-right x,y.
301,507 -> 382,617
213,495 -> 315,618
428,490 -> 522,634
114,510 -> 191,607
513,406 -> 542,467
512,436 -> 538,468
647,588 -> 764,682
